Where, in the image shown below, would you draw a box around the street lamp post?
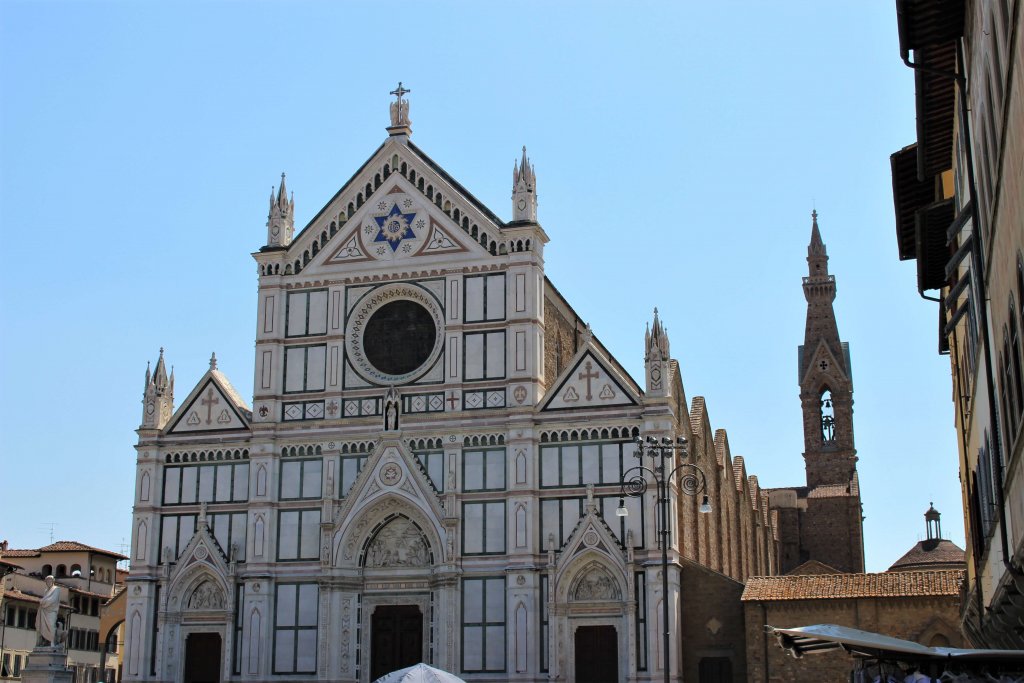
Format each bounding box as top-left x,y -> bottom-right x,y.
617,435 -> 711,683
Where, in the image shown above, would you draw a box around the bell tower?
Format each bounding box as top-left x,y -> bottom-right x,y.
798,211 -> 857,489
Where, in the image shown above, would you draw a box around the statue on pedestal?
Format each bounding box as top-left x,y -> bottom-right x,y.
37,576 -> 61,648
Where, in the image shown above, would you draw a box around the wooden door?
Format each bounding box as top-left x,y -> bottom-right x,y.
183,632 -> 221,683
370,605 -> 423,680
575,625 -> 618,683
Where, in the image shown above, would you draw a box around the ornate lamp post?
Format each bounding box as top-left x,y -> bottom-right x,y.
617,435 -> 711,683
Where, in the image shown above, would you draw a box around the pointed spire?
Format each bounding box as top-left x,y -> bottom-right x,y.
809,209 -> 826,256
645,308 -> 670,361
153,347 -> 168,390
209,352 -> 218,371
511,146 -> 538,222
266,173 -> 295,247
144,361 -> 152,390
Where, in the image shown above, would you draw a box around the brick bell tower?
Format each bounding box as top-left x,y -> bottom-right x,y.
793,210 -> 864,572
799,210 -> 857,488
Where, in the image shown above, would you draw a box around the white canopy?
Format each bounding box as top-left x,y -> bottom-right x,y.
769,624 -> 1024,661
371,663 -> 468,683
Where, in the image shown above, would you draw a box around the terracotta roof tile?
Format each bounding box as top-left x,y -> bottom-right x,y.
741,569 -> 964,601
888,539 -> 966,571
2,549 -> 41,558
1,588 -> 42,604
37,541 -> 128,560
807,483 -> 853,498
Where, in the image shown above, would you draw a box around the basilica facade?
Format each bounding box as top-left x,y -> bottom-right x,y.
123,94 -> 804,683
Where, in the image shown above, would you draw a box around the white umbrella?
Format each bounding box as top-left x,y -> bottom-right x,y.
371,663 -> 467,683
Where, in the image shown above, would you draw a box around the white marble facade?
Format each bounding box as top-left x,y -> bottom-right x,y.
124,100 -> 696,683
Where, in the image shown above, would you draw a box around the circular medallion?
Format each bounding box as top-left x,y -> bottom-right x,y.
583,529 -> 599,547
346,284 -> 444,384
194,546 -> 209,560
380,463 -> 402,486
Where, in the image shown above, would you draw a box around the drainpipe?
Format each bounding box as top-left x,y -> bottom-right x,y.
900,33 -> 1015,646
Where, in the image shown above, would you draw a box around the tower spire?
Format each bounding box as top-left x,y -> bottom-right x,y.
511,146 -> 538,222
141,348 -> 174,430
644,308 -> 672,397
266,173 -> 295,248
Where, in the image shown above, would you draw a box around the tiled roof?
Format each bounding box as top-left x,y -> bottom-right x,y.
1,588 -> 41,604
2,549 -> 41,558
807,483 -> 853,498
888,539 -> 966,571
786,559 -> 842,575
741,569 -> 964,601
37,541 -> 128,560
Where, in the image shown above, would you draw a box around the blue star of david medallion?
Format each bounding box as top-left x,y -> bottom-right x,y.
373,204 -> 418,252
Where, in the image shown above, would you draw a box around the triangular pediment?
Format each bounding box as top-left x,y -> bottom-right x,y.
282,138 -> 506,276
799,339 -> 849,389
167,370 -> 251,434
553,492 -> 628,598
166,518 -> 232,611
331,440 -> 446,567
540,344 -> 640,412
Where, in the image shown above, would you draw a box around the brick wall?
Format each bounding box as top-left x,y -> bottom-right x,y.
681,561 -> 747,683
743,595 -> 962,682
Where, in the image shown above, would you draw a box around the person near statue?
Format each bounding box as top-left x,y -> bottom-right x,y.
37,575 -> 61,647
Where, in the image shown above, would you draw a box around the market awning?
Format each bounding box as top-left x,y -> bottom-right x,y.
768,624 -> 1024,661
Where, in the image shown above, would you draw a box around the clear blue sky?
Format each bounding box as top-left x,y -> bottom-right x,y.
0,1 -> 959,572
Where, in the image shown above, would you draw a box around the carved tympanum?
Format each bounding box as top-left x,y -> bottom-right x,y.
571,565 -> 620,601
187,581 -> 225,610
365,517 -> 431,567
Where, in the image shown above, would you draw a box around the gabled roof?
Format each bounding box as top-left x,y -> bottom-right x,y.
741,569 -> 964,601
166,363 -> 251,435
786,559 -> 842,576
2,549 -> 41,558
37,540 -> 129,560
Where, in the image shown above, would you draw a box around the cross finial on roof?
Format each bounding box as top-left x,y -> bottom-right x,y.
388,82 -> 412,131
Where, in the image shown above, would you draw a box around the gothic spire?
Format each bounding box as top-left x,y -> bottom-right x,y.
511,146 -> 538,222
153,347 -> 168,390
645,308 -> 670,362
266,173 -> 295,248
807,209 -> 829,277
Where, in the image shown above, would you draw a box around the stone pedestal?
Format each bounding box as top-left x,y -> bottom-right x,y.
22,647 -> 73,683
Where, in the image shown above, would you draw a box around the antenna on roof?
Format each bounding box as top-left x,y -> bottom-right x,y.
39,522 -> 57,544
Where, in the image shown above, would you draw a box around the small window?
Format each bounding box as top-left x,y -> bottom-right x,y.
56,564 -> 67,577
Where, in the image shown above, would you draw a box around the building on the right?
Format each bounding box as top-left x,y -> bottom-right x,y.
889,0 -> 1023,647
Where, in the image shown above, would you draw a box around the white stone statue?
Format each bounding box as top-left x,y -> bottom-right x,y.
37,575 -> 60,647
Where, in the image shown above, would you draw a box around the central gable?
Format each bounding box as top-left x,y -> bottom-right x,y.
282,139 -> 507,277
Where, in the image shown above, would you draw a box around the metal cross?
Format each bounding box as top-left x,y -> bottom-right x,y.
390,82 -> 410,108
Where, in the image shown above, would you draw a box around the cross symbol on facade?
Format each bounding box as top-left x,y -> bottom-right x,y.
390,81 -> 410,108
201,387 -> 220,425
446,392 -> 459,410
579,361 -> 600,401
819,360 -> 829,370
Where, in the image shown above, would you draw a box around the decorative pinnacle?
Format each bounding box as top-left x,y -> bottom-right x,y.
210,352 -> 218,371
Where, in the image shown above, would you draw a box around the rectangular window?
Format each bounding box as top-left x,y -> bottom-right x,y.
279,459 -> 323,500
210,512 -> 247,561
233,583 -> 245,674
159,514 -> 197,563
464,274 -> 506,322
539,441 -> 628,488
162,463 -> 250,505
635,572 -> 648,670
339,455 -> 368,497
462,449 -> 506,492
600,495 -> 644,547
464,331 -> 505,381
286,289 -> 328,337
539,574 -> 549,672
273,584 -> 319,674
462,502 -> 506,555
277,509 -> 321,560
461,577 -> 506,673
284,345 -> 327,393
414,450 -> 445,491
539,497 -> 583,549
